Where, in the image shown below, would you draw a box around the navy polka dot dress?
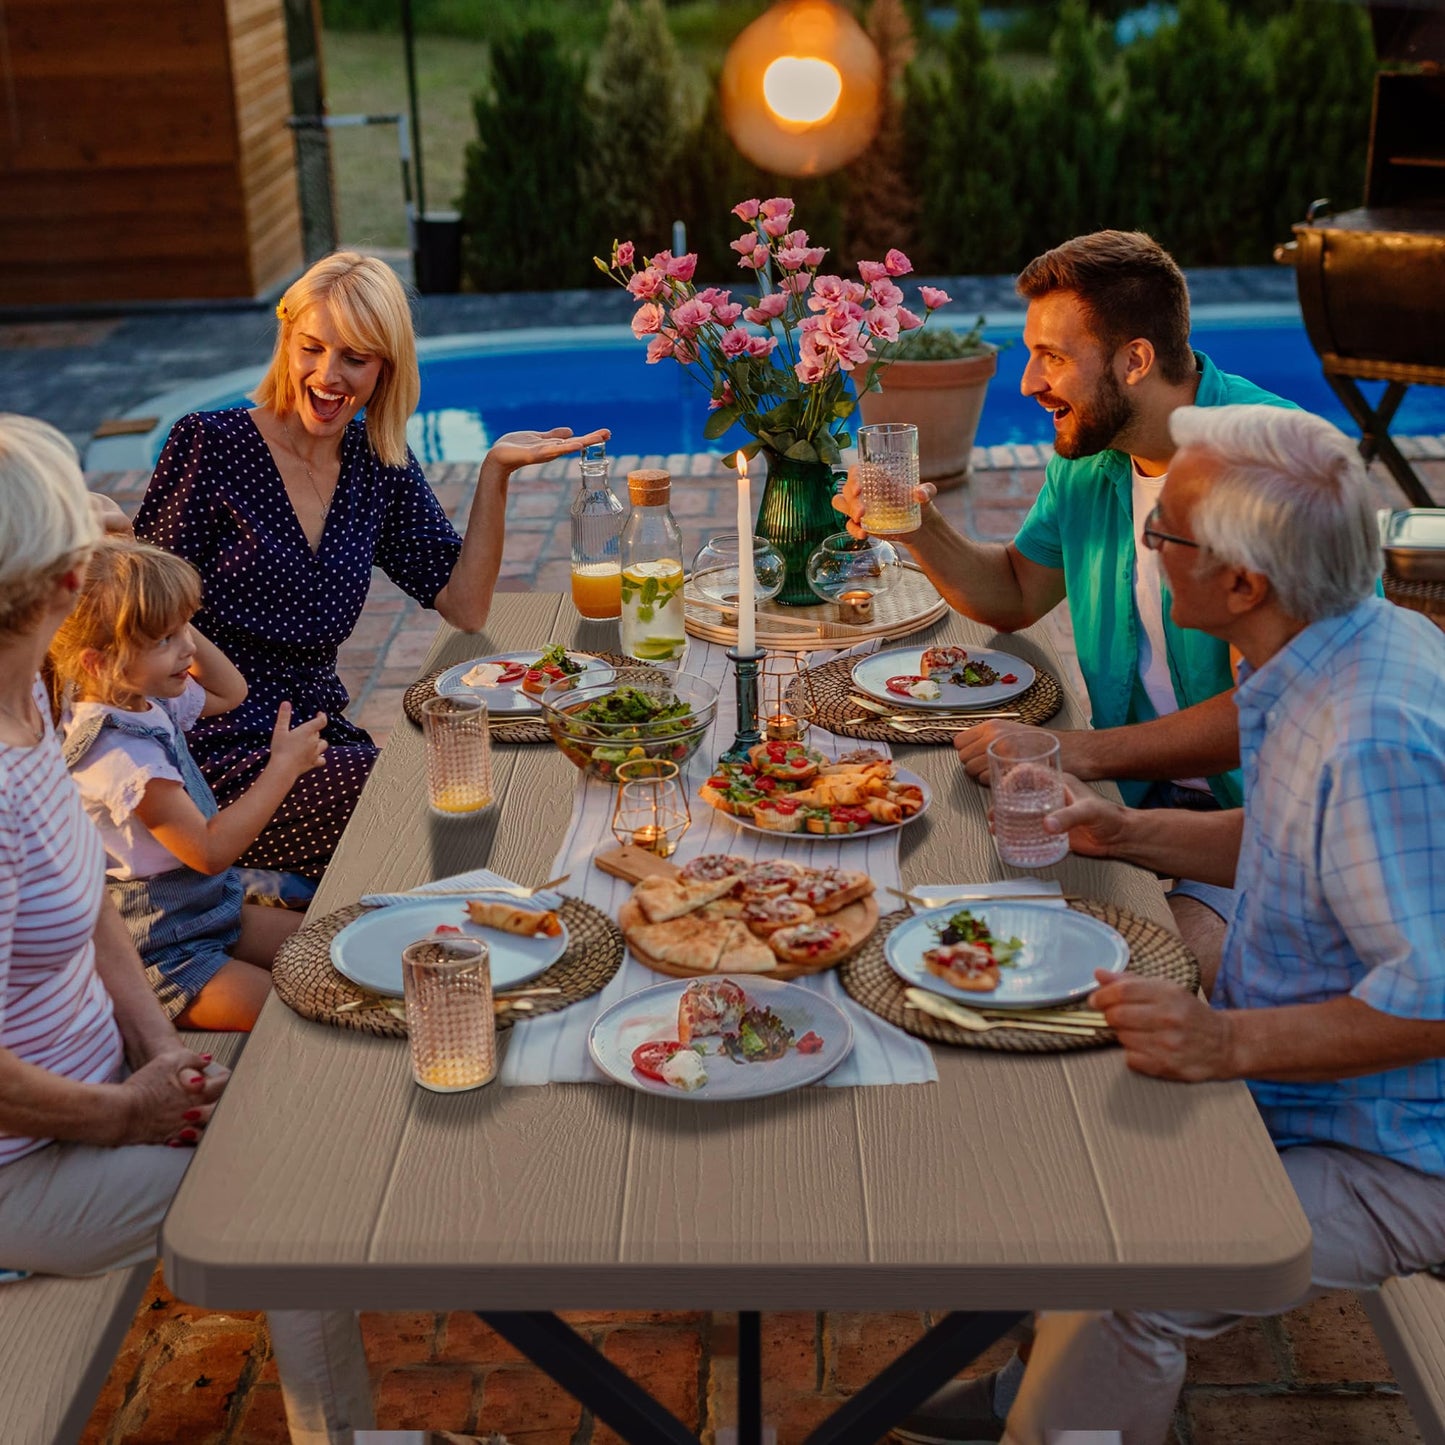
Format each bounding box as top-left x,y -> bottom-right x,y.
135,409 -> 462,880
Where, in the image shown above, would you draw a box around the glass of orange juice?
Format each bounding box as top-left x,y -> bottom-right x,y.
421,695 -> 492,817
571,561 -> 623,619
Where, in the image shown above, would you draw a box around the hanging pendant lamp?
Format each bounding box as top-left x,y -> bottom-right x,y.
721,0 -> 882,178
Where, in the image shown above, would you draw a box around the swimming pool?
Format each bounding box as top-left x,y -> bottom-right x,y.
85,308 -> 1445,471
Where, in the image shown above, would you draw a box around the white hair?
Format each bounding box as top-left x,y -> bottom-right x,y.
1168,404 -> 1381,622
0,415 -> 100,633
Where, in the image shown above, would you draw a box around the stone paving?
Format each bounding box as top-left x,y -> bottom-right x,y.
74,453 -> 1445,1445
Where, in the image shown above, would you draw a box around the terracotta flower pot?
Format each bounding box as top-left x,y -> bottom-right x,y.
857,349 -> 998,491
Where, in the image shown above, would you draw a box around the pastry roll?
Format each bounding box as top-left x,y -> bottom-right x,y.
465,900 -> 563,937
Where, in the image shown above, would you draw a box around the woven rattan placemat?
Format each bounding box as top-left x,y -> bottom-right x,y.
786,655 -> 1063,744
839,900 -> 1199,1054
272,895 -> 625,1036
402,651 -> 634,741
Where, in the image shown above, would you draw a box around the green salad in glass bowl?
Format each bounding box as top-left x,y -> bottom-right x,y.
539,667 -> 718,782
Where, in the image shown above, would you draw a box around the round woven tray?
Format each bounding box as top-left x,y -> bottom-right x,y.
787,655 -> 1063,743
272,895 -> 625,1036
402,651 -> 634,741
839,900 -> 1199,1053
1385,571 -> 1445,615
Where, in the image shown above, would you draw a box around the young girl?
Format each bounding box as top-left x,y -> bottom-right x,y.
48,538 -> 329,1030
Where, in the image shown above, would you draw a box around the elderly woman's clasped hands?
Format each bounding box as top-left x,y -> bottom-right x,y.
116,1048 -> 230,1148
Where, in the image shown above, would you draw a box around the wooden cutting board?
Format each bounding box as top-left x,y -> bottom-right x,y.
597,846 -> 880,981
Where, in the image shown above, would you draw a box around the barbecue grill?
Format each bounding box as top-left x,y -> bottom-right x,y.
1275,3 -> 1445,507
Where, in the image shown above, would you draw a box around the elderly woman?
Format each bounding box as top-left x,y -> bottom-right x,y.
135,251 -> 607,880
0,415 -> 375,1444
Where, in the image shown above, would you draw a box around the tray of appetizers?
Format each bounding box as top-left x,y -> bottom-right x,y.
588,975 -> 853,1097
852,644 -> 1035,710
699,743 -> 929,838
883,902 -> 1127,1008
434,645 -> 613,715
597,847 -> 880,980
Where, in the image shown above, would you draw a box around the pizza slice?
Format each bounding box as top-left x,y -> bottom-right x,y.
629,915 -> 732,973
716,921 -> 780,973
632,873 -> 741,924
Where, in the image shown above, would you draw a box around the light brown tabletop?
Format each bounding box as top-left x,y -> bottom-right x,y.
162,593 -> 1310,1316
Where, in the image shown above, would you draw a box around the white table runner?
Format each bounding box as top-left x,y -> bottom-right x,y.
500,636 -> 937,1087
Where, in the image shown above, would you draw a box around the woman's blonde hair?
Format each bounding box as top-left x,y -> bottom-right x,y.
47,538 -> 203,714
0,414 -> 101,636
251,251 -> 419,467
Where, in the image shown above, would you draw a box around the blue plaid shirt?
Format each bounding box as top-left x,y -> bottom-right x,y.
1215,598 -> 1445,1175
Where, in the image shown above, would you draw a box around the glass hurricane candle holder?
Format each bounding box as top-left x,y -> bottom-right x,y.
761,651 -> 815,743
805,530 -> 900,616
611,758 -> 692,857
691,532 -> 785,624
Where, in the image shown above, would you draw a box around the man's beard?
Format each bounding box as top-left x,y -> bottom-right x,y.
1051,366 -> 1135,459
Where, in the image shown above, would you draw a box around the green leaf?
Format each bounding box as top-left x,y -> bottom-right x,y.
784,439 -> 819,462
702,405 -> 740,440
641,575 -> 659,607
815,431 -> 842,466
831,397 -> 856,418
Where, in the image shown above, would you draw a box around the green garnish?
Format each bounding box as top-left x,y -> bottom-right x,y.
937,909 -> 1024,968
538,643 -> 583,676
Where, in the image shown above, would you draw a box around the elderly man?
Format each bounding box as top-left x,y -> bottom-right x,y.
895,404 -> 1445,1445
836,231 -> 1294,971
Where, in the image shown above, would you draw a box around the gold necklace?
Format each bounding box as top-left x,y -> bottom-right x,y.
286,416 -> 337,521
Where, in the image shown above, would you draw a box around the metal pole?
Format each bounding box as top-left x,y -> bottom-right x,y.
400,0 -> 426,219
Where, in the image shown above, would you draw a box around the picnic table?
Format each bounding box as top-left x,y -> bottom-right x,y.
161,593 -> 1311,1443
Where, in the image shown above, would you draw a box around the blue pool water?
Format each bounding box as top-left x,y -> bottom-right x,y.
105,312 -> 1445,469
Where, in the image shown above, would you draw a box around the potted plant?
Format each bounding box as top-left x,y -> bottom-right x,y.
858,316 -> 998,490
595,198 -> 953,603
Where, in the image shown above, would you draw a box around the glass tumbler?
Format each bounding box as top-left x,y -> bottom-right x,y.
421,695 -> 492,816
401,935 -> 497,1092
988,732 -> 1069,868
611,758 -> 691,857
856,422 -> 922,535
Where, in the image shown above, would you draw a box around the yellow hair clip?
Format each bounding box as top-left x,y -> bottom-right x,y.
275,301 -> 288,321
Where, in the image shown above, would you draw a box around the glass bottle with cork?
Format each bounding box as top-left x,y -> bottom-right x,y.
569,441 -> 625,619
619,468 -> 686,662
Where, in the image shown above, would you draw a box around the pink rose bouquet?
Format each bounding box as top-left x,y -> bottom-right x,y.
595,197 -> 951,468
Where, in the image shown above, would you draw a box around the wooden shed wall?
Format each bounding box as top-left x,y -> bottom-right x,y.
0,0 -> 304,304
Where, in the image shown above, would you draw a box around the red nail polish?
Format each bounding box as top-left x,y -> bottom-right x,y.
183,1109 -> 202,1122
199,1054 -> 213,1063
166,1140 -> 180,1148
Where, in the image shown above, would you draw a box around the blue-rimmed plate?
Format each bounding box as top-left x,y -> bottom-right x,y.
851,646 -> 1035,710
588,976 -> 853,1099
884,902 -> 1128,1008
329,898 -> 568,997
435,651 -> 613,715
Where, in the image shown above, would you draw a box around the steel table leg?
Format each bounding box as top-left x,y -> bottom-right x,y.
738,1310 -> 763,1445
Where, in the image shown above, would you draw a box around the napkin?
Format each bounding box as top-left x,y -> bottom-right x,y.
909,879 -> 1067,910
358,869 -> 566,911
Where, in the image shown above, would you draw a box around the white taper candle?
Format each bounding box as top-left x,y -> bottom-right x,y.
736,452 -> 757,655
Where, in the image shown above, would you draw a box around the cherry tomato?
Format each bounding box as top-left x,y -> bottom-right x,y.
833,805 -> 871,825
769,798 -> 801,814
1000,673 -> 1018,685
707,775 -> 730,790
797,1031 -> 824,1054
754,776 -> 778,793
631,1041 -> 684,1082
433,924 -> 463,935
766,742 -> 790,760
740,763 -> 758,776
885,675 -> 925,697
497,661 -> 529,684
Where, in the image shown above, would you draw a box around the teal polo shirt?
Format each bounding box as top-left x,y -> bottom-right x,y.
1012,352 -> 1295,808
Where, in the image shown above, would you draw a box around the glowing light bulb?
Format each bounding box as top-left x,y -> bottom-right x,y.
762,55 -> 842,125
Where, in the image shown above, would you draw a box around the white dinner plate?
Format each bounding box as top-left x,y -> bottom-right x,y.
713,767 -> 932,842
329,898 -> 568,997
851,646 -> 1036,710
884,902 -> 1128,1008
434,651 -> 613,715
588,976 -> 853,1100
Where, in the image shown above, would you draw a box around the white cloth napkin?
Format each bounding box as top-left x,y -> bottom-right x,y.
908,879 -> 1067,910
359,868 -> 566,912
500,634 -> 936,1089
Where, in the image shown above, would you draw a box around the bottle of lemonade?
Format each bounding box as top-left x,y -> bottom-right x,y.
619,469 -> 686,662
569,442 -> 624,619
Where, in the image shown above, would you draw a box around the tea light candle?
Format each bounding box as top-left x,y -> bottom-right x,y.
765,712 -> 801,742
837,589 -> 875,624
632,824 -> 667,853
736,452 -> 757,656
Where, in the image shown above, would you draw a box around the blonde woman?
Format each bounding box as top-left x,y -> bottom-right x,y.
0,414 -> 374,1444
135,250 -> 607,880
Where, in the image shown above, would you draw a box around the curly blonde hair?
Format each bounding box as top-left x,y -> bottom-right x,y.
47,538 -> 203,715
251,252 -> 419,468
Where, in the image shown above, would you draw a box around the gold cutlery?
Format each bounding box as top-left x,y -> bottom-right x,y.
336,984 -> 562,1017
847,694 -> 1021,723
361,873 -> 570,902
904,988 -> 1100,1036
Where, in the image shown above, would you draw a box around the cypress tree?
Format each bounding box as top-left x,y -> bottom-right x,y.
459,29 -> 592,290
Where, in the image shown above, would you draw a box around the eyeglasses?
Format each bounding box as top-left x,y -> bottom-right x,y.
1141,504 -> 1200,552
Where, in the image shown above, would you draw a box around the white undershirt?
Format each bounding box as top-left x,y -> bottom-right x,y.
1131,464 -> 1211,794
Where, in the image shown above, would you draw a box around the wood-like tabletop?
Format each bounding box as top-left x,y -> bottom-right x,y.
162,594 -> 1311,1316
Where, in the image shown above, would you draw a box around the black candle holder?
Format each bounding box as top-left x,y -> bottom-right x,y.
720,647 -> 767,764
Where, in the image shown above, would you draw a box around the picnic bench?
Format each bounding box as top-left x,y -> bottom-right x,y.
1362,1271 -> 1445,1445
0,1031 -> 244,1445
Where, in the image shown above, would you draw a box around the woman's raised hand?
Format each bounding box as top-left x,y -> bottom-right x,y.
485,427 -> 612,477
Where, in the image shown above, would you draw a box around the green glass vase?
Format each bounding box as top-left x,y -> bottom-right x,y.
754,452 -> 846,606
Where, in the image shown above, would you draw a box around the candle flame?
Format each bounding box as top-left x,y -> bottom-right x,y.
736,451 -> 749,480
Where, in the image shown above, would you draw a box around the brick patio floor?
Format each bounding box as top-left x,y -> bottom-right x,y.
76,454 -> 1444,1445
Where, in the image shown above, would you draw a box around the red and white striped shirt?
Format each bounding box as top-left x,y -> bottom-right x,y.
0,681 -> 122,1165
